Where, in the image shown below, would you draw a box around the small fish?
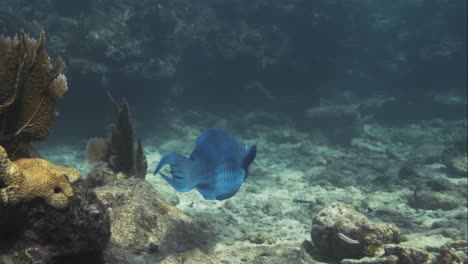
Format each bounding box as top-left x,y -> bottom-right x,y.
154,128 -> 256,200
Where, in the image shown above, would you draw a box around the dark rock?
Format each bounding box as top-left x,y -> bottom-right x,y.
383,244 -> 436,263
0,181 -> 111,263
340,244 -> 437,264
311,202 -> 400,260
85,165 -> 117,188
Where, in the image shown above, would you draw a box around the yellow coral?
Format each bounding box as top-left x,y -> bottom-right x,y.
0,145 -> 80,209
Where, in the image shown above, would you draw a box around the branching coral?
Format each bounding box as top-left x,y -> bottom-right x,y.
0,145 -> 79,209
0,31 -> 68,159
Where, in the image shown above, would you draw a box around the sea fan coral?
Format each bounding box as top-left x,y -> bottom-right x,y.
85,137 -> 108,164
0,31 -> 68,159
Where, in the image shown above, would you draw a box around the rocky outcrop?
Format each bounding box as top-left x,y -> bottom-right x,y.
0,181 -> 111,264
84,167 -> 214,262
311,202 -> 400,260
412,178 -> 467,211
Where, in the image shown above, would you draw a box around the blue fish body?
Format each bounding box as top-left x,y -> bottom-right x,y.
153,128 -> 256,200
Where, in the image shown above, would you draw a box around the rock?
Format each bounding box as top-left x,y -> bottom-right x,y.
304,105 -> 363,145
91,176 -> 214,262
440,240 -> 467,263
442,139 -> 468,178
341,244 -> 436,264
408,143 -> 446,164
438,247 -> 463,264
340,234 -> 466,264
85,165 -> 117,188
402,234 -> 452,252
412,178 -> 467,211
0,181 -> 111,263
311,202 -> 400,260
341,255 -> 399,264
383,244 -> 437,264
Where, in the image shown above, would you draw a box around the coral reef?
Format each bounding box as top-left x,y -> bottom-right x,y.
311,202 -> 400,260
0,31 -> 68,159
85,94 -> 147,178
0,145 -> 79,209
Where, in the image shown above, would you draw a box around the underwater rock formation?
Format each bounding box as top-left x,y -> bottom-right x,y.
0,181 -> 110,264
340,244 -> 436,264
304,105 -> 363,145
311,202 -> 400,260
0,145 -> 80,209
84,164 -> 116,188
442,139 -> 468,178
339,239 -> 466,264
84,167 -> 214,262
0,31 -> 68,159
412,178 -> 467,211
85,94 -> 147,179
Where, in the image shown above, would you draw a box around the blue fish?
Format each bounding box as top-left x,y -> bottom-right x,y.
153,128 -> 257,200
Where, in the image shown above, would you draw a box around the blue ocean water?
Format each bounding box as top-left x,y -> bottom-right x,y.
0,0 -> 466,263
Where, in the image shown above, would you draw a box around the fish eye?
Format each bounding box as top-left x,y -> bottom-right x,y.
53,187 -> 63,193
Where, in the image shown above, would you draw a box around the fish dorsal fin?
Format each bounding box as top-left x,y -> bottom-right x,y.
195,128 -> 226,148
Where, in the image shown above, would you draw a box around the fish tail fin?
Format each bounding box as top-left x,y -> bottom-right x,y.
153,151 -> 196,192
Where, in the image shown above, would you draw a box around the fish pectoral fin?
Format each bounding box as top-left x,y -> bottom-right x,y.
243,145 -> 257,169
154,151 -> 197,192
